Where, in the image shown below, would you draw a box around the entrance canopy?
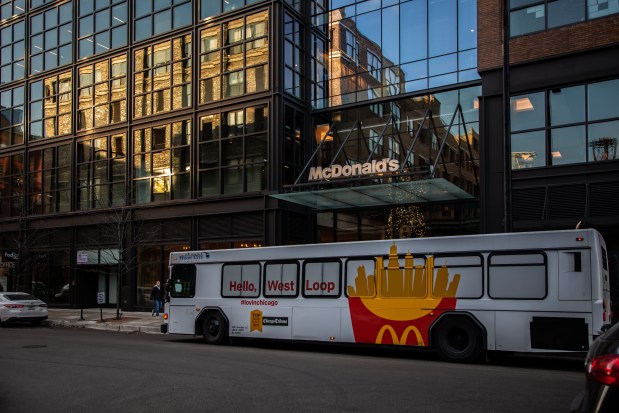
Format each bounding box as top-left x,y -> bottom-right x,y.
271,178 -> 473,210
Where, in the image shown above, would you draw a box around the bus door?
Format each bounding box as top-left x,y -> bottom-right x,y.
167,264 -> 197,334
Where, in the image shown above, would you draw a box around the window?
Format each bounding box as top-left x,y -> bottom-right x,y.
0,85 -> 24,147
264,261 -> 298,297
78,0 -> 127,58
0,153 -> 24,217
169,264 -> 196,298
509,0 -> 618,37
134,34 -> 192,118
302,260 -> 341,297
367,50 -> 381,82
345,258 -> 377,298
77,133 -> 126,210
343,27 -> 358,64
29,1 -> 72,73
29,72 -> 72,140
133,119 -> 191,204
433,254 -> 483,299
200,0 -> 267,20
199,104 -> 268,196
134,0 -> 192,42
78,54 -> 128,130
28,144 -> 71,214
221,263 -> 260,297
511,78 -> 619,169
0,18 -> 25,83
199,10 -> 269,104
1,1 -> 25,20
284,12 -> 304,99
311,32 -> 327,109
488,252 -> 547,299
283,106 -> 303,185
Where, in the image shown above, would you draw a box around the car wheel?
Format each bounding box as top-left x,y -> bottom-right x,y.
30,320 -> 42,326
203,312 -> 227,345
434,317 -> 483,363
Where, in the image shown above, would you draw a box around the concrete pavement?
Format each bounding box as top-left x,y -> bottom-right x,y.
43,308 -> 164,334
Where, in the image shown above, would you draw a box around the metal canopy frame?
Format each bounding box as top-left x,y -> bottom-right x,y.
276,103 -> 479,211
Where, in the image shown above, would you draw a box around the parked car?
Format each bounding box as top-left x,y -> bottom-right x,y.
0,292 -> 48,326
571,322 -> 619,412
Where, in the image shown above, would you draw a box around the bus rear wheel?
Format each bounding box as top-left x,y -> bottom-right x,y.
434,317 -> 483,363
203,312 -> 227,345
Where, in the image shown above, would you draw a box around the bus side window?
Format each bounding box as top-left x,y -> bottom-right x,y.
264,262 -> 299,297
345,258 -> 376,298
221,263 -> 261,298
302,260 -> 341,298
488,252 -> 547,299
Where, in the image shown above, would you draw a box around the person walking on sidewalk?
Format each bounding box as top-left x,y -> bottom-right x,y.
150,281 -> 162,316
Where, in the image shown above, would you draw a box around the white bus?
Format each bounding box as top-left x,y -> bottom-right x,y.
161,229 -> 612,362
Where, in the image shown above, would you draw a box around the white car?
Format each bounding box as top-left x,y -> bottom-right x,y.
0,292 -> 48,325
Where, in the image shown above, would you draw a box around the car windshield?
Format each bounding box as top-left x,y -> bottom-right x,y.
5,294 -> 37,301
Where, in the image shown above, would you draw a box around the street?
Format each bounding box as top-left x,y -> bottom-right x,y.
1,325 -> 583,412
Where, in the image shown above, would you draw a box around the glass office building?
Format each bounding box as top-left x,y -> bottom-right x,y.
1,0 -> 616,309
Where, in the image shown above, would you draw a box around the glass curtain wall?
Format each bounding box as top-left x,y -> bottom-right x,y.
324,0 -> 478,108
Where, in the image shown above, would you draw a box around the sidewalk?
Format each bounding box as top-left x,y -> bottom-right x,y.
43,308 -> 163,334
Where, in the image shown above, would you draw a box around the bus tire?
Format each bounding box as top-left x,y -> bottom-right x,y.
434,317 -> 483,363
202,312 -> 227,345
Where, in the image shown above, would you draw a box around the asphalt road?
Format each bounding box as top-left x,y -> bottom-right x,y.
1,325 -> 584,413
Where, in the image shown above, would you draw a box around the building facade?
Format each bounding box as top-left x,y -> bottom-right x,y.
0,0 -> 616,310
478,0 -> 619,306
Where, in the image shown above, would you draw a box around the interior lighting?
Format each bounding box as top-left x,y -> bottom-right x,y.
514,98 -> 534,112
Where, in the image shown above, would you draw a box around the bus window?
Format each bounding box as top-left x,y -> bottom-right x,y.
302,260 -> 341,298
221,263 -> 260,298
433,255 -> 483,299
169,264 -> 196,298
488,252 -> 547,299
264,262 -> 299,297
345,258 -> 376,298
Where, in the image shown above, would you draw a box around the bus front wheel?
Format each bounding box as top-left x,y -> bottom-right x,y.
202,312 -> 227,345
434,317 -> 483,363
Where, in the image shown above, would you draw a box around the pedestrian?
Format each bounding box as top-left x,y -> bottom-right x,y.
150,280 -> 162,316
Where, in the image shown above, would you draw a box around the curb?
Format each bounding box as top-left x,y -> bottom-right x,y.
44,320 -> 162,334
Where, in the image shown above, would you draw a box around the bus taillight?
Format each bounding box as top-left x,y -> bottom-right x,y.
163,313 -> 169,320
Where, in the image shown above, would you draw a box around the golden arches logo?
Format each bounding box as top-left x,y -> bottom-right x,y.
375,325 -> 424,346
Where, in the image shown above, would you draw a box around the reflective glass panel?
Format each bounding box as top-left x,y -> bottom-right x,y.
588,79 -> 619,121
511,130 -> 545,169
550,125 -> 586,165
549,86 -> 585,126
510,92 -> 545,132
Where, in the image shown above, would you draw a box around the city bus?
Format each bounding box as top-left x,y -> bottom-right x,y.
161,229 -> 612,362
